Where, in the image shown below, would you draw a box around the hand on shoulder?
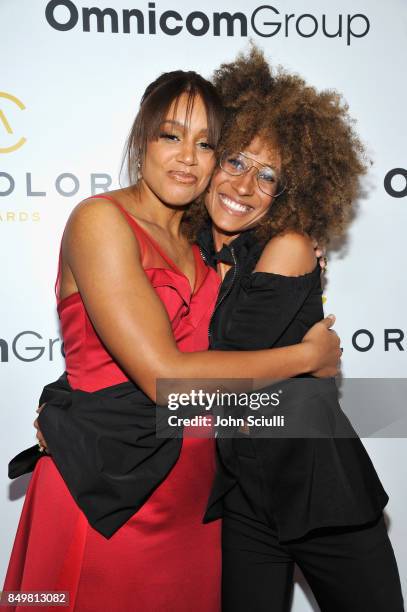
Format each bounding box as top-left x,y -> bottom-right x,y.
255,232 -> 317,276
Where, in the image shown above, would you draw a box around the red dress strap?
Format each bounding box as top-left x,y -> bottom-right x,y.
85,194 -> 151,261
55,226 -> 69,301
85,195 -> 203,290
55,194 -> 149,302
54,246 -> 63,300
56,194 -> 204,298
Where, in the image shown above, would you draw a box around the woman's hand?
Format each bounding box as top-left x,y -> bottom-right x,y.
302,315 -> 341,377
34,404 -> 48,452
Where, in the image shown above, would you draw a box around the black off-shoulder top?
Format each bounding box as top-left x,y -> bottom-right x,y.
199,225 -> 388,542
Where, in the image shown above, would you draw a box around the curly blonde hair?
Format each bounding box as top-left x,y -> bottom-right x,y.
183,46 -> 368,245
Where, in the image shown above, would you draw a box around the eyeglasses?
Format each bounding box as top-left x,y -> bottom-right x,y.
220,150 -> 286,197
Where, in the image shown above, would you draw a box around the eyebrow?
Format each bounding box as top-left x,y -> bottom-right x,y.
161,119 -> 208,134
239,151 -> 279,170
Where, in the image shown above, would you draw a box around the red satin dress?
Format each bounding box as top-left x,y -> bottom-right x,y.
3,196 -> 222,611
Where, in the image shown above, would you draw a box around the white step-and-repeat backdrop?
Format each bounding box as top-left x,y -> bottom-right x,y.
1,1 -> 406,609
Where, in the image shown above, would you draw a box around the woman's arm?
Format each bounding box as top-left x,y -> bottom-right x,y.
62,202 -> 339,400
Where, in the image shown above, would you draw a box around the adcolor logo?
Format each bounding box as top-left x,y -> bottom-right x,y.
352,329 -> 405,352
0,92 -> 27,154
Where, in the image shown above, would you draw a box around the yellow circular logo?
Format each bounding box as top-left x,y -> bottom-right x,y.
0,92 -> 27,154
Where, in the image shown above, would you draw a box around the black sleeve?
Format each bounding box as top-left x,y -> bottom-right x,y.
9,377 -> 183,538
8,373 -> 71,479
35,386 -> 183,538
211,266 -> 323,350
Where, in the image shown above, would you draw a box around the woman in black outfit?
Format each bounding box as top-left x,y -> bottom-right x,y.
191,49 -> 404,611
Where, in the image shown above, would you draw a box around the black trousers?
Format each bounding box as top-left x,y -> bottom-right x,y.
222,439 -> 404,612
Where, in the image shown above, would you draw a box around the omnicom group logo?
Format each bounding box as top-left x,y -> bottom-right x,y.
45,1 -> 370,46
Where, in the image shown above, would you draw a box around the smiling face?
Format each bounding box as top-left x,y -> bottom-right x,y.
205,135 -> 282,240
140,93 -> 216,207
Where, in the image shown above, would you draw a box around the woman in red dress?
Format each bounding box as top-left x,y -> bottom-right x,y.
3,70 -> 340,611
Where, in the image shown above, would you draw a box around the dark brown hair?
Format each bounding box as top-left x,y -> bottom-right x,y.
186,47 -> 368,246
124,70 -> 224,185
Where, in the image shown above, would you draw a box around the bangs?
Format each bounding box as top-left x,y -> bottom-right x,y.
124,71 -> 223,185
143,84 -> 222,147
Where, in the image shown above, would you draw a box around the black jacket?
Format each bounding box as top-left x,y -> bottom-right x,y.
199,225 -> 388,541
9,375 -> 184,538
